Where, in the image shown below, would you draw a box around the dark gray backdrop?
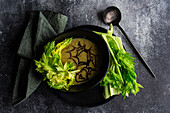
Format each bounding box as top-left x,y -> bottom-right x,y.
0,0 -> 170,113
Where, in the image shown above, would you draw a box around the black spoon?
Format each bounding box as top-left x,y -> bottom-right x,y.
103,6 -> 156,78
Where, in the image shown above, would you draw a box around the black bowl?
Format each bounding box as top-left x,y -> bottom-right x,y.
53,29 -> 110,92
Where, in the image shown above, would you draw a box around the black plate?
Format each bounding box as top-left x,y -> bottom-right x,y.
53,25 -> 116,107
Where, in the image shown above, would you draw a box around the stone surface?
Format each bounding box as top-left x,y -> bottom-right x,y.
0,0 -> 170,112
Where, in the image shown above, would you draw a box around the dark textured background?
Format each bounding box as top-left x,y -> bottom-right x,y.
0,0 -> 170,113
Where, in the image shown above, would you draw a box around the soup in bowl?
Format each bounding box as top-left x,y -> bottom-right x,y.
52,29 -> 110,92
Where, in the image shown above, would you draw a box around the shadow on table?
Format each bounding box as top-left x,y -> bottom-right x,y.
9,12 -> 31,102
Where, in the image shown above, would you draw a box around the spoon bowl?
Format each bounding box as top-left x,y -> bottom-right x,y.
103,6 -> 121,25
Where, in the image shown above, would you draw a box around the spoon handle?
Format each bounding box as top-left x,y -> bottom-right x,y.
117,25 -> 156,78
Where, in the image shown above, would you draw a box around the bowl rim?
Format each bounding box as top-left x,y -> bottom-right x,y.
52,29 -> 110,93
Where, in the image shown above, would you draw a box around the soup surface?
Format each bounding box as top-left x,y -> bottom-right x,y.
61,38 -> 101,85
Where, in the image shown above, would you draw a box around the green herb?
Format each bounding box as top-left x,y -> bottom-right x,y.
94,24 -> 143,99
34,38 -> 79,90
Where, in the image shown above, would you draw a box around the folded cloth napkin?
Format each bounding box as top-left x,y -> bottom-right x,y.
12,11 -> 68,106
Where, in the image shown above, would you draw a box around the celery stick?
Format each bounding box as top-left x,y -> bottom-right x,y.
109,84 -> 113,96
104,85 -> 110,99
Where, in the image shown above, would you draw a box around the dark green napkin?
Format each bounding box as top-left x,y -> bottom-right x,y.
12,11 -> 68,106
